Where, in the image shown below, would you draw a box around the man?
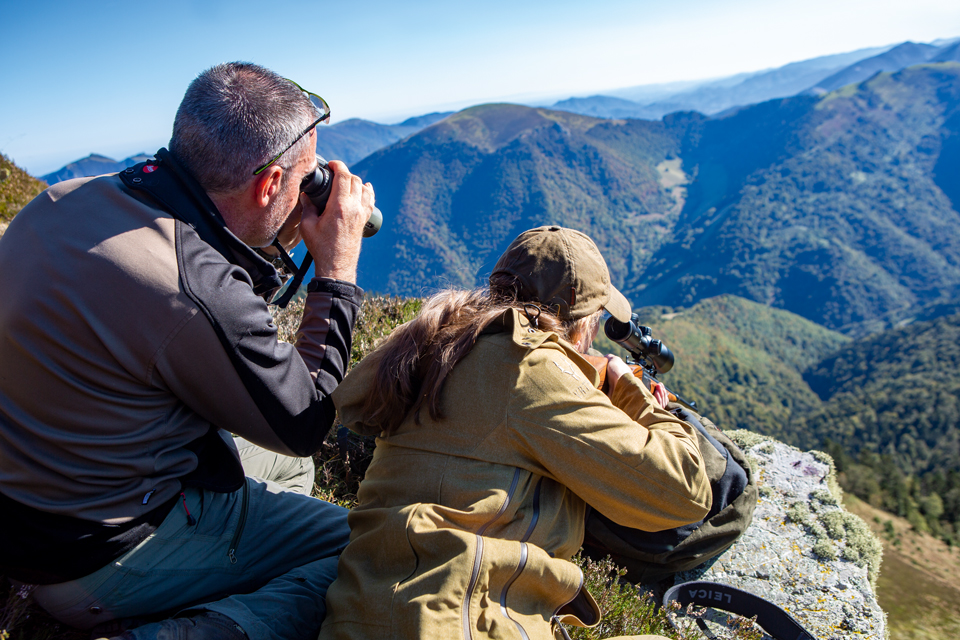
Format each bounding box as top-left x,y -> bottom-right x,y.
0,62 -> 374,640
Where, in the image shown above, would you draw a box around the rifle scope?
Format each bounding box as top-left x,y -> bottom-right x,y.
604,315 -> 675,374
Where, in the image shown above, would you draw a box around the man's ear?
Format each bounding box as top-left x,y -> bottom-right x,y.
253,166 -> 283,208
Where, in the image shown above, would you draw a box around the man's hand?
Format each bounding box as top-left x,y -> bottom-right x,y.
299,160 -> 375,283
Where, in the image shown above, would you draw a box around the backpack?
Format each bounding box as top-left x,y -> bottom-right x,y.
582,405 -> 757,584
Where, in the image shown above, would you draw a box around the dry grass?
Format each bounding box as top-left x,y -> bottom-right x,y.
0,154 -> 46,231
845,495 -> 960,639
273,293 -> 423,509
567,554 -> 764,640
0,582 -> 84,640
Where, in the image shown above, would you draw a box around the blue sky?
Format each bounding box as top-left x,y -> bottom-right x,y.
2,0 -> 959,176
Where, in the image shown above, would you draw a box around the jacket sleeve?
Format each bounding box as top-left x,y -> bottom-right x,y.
504,346 -> 712,532
153,276 -> 361,457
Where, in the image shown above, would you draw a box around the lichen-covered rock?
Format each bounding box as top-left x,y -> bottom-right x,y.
666,434 -> 886,640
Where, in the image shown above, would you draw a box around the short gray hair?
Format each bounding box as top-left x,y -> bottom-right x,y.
169,62 -> 316,193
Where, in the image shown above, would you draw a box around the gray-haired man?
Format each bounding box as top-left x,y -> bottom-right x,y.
0,62 -> 373,639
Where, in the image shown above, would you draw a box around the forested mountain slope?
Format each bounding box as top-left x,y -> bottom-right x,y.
804,311 -> 960,541
621,295 -> 849,441
615,294 -> 960,543
354,104 -> 685,295
355,64 -> 960,334
0,153 -> 46,236
627,63 -> 960,333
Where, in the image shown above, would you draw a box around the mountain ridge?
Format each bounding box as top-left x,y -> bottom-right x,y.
349,63 -> 960,336
40,152 -> 151,185
315,111 -> 451,165
808,41 -> 941,94
555,39 -> 958,121
634,63 -> 960,333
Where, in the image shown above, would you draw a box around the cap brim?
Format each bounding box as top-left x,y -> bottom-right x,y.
604,285 -> 632,323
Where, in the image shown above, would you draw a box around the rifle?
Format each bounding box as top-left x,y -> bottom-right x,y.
584,314 -> 697,411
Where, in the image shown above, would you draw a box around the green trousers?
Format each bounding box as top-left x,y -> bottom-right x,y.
28,439 -> 346,640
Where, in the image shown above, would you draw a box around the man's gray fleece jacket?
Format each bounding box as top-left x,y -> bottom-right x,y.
0,154 -> 361,582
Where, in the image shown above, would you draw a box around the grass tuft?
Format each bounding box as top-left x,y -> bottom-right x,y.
566,555 -> 763,640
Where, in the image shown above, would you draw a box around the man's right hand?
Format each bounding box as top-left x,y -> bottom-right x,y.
299,160 -> 375,283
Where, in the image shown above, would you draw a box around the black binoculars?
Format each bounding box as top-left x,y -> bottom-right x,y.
300,155 -> 382,237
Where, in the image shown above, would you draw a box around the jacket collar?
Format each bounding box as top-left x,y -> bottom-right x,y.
118,148 -> 285,299
494,308 -> 602,388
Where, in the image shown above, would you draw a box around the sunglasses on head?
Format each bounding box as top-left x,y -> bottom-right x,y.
252,79 -> 330,176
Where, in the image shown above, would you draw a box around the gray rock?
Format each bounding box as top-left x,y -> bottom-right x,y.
663,435 -> 886,640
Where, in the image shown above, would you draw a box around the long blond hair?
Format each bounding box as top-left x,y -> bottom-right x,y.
358,274 -> 596,435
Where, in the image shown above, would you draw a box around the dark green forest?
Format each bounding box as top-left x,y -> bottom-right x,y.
607,295 -> 849,441
618,295 -> 960,545
808,311 -> 960,544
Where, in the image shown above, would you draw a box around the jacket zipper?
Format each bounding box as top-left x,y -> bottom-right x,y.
498,476 -> 543,640
227,481 -> 249,564
462,467 -> 522,640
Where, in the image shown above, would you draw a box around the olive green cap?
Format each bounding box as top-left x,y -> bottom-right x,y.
491,225 -> 632,322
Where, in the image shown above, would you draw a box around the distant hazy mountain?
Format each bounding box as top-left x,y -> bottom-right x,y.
41,112 -> 453,186
551,45 -> 892,119
643,46 -> 895,117
316,112 -> 452,165
931,40 -> 960,63
807,41 -> 941,94
41,153 -> 152,185
551,95 -> 657,119
354,62 -> 960,334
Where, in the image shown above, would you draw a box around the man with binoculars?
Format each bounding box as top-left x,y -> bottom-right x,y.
0,62 -> 373,639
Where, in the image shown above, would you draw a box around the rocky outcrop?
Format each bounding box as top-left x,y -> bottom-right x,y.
664,432 -> 886,639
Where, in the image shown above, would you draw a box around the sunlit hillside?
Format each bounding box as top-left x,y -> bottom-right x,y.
0,153 -> 46,237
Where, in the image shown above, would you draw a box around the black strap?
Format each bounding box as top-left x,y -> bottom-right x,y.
271,246 -> 313,308
663,581 -> 818,640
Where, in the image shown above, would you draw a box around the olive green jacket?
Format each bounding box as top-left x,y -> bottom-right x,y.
321,309 -> 711,640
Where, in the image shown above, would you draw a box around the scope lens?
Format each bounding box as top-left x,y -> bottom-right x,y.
604,317 -> 633,342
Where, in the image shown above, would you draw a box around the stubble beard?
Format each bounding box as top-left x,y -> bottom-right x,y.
253,176 -> 295,248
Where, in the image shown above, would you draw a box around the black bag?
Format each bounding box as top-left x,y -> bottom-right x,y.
582,406 -> 757,584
